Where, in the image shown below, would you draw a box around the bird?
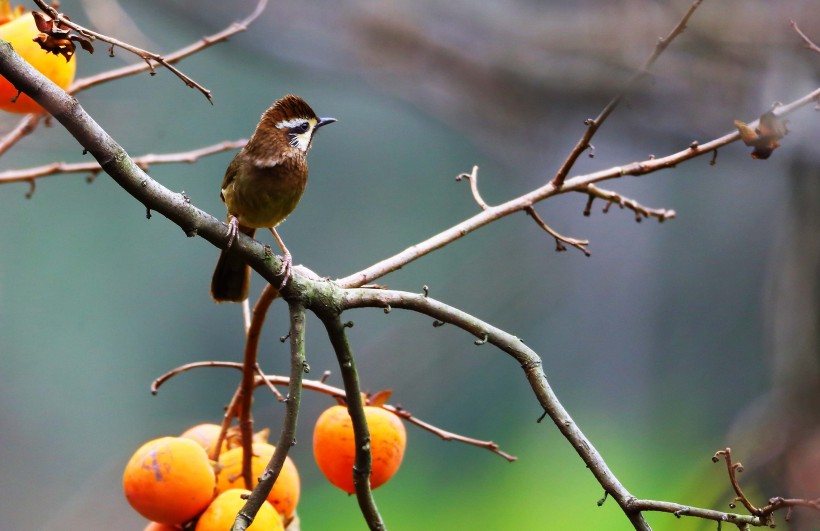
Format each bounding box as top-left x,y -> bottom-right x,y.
210,94 -> 336,302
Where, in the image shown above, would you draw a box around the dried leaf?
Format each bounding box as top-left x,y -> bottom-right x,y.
29,11 -> 91,62
30,10 -> 53,33
733,111 -> 788,160
367,389 -> 393,407
72,34 -> 93,54
32,33 -> 75,62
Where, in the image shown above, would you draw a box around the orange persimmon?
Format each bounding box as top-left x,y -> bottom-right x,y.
0,0 -> 76,113
195,489 -> 283,531
313,404 -> 406,494
216,442 -> 300,519
123,437 -> 216,525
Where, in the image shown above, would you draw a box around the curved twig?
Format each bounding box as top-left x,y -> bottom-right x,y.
152,361 -> 516,461
525,205 -> 590,255
791,20 -> 820,55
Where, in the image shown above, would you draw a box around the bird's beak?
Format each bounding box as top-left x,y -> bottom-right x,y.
316,117 -> 337,129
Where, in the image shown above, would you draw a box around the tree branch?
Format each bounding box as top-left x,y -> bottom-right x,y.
334,86 -> 819,289
31,0 -> 222,102
0,0 -> 266,156
0,139 -> 247,186
233,302 -> 306,531
152,361 -> 516,461
791,20 -> 820,55
340,287 -> 651,529
67,0 -> 268,95
551,0 -> 704,188
0,112 -> 41,157
319,313 -> 384,530
3,22 -> 818,529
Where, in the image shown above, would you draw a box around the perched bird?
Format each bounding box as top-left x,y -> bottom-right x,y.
210,95 -> 336,302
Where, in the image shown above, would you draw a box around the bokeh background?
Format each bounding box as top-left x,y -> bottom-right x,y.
1,0 -> 818,529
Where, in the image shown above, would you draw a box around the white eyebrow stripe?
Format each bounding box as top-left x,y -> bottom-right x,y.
275,117 -> 308,129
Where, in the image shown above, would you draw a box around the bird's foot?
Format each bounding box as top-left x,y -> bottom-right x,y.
225,216 -> 239,248
278,251 -> 292,289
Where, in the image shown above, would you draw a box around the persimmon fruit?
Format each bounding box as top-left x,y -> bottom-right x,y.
195,489 -> 283,531
123,436 -> 216,525
180,423 -> 229,458
313,404 -> 407,494
0,0 -> 76,114
216,442 -> 300,519
143,523 -> 180,531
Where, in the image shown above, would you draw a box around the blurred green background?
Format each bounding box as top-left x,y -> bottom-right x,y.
1,0 -> 818,529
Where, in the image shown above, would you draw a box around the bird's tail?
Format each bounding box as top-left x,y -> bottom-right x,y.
211,225 -> 256,303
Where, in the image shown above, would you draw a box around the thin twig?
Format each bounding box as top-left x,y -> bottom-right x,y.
585,183 -> 676,222
0,139 -> 247,184
255,363 -> 284,401
152,361 -> 516,461
386,406 -> 517,462
791,20 -> 820,54
0,113 -> 41,157
32,0 -> 224,102
711,448 -> 820,524
237,283 -> 279,489
0,0 -> 265,157
455,165 -> 490,210
68,0 -> 268,95
552,0 -> 704,188
334,86 -> 819,288
524,205 -> 590,256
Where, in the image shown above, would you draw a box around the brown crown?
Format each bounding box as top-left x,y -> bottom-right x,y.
263,94 -> 318,124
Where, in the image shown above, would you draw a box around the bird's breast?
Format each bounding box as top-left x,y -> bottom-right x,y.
223,159 -> 308,229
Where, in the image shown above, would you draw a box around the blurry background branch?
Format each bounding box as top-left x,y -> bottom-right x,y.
0,139 -> 246,186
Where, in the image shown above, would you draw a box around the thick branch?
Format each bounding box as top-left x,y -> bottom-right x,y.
233,302 -> 306,531
0,40 -> 291,291
341,288 -> 650,529
319,313 -> 385,530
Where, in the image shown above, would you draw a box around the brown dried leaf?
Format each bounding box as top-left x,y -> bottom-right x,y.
32,33 -> 75,62
72,34 -> 93,54
733,111 -> 788,160
367,389 -> 393,407
30,10 -> 53,33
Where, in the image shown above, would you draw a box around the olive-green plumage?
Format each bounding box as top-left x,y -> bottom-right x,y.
210,95 -> 335,302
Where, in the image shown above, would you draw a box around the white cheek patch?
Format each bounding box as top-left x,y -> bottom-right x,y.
290,133 -> 311,151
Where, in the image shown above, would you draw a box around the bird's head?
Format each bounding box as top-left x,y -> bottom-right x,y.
255,94 -> 336,156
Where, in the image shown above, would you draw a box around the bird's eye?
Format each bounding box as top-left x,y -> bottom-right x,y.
299,121 -> 310,132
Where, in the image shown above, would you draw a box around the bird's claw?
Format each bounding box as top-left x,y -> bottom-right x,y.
225,216 -> 239,248
278,251 -> 292,290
